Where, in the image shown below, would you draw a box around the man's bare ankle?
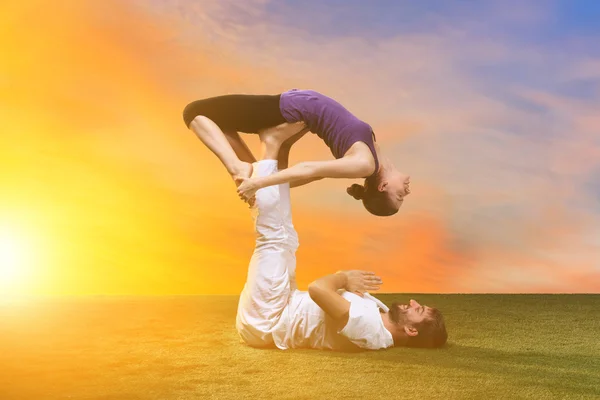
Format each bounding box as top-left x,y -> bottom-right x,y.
259,131 -> 283,147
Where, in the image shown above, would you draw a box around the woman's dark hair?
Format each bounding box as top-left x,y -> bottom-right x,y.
346,176 -> 398,217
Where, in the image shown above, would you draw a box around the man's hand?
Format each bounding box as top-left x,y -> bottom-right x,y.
308,270 -> 383,325
338,270 -> 382,296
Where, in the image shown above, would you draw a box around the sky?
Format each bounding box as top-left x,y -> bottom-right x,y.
0,0 -> 599,295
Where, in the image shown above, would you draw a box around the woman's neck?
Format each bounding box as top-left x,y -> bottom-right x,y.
376,154 -> 392,177
373,142 -> 390,172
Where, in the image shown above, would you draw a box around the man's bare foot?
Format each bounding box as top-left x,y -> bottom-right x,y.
259,122 -> 307,146
231,162 -> 253,187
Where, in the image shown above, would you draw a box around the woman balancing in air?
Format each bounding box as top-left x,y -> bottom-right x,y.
182,89 -> 411,216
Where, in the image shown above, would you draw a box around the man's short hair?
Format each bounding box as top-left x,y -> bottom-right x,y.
404,307 -> 447,348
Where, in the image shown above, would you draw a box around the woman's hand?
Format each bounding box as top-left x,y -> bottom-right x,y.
337,270 -> 382,296
236,177 -> 259,203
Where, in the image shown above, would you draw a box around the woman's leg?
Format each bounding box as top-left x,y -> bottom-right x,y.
183,94 -> 289,183
223,130 -> 257,164
189,115 -> 253,183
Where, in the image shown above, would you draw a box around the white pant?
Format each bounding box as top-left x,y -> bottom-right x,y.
235,160 -> 299,347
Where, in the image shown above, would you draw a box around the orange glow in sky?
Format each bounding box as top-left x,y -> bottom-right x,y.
2,1 -> 599,295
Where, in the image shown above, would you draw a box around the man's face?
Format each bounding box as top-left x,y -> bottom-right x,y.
389,299 -> 431,327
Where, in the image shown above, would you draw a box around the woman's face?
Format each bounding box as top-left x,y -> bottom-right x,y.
384,173 -> 411,209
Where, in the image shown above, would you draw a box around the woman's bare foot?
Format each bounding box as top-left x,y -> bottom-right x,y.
232,162 -> 256,206
231,161 -> 253,186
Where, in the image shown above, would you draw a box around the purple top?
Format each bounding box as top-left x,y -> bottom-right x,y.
279,89 -> 379,178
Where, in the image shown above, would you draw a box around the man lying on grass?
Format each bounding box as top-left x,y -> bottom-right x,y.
235,129 -> 447,351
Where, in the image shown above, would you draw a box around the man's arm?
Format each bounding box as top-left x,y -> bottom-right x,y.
308,270 -> 382,327
308,272 -> 352,325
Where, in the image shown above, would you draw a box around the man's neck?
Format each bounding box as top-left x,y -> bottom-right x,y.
380,311 -> 406,346
380,311 -> 395,334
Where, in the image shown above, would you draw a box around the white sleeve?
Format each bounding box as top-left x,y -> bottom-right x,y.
337,300 -> 391,350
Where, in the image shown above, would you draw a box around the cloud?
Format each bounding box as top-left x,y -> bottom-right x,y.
2,0 -> 599,294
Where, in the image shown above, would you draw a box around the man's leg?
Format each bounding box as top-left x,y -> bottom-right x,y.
275,142 -> 301,290
235,159 -> 296,347
278,179 -> 298,291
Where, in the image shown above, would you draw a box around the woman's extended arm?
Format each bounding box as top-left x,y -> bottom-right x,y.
290,176 -> 324,188
236,156 -> 372,201
277,134 -> 324,188
279,147 -> 324,188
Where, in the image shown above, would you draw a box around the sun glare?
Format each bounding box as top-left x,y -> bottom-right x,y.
0,228 -> 31,295
0,235 -> 22,278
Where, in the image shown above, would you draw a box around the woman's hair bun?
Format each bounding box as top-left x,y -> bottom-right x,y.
346,184 -> 366,200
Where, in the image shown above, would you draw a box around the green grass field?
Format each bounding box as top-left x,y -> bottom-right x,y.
1,294 -> 599,400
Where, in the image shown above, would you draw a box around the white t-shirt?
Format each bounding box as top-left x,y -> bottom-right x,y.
272,290 -> 394,351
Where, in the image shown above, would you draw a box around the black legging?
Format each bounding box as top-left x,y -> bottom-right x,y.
182,94 -> 287,133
